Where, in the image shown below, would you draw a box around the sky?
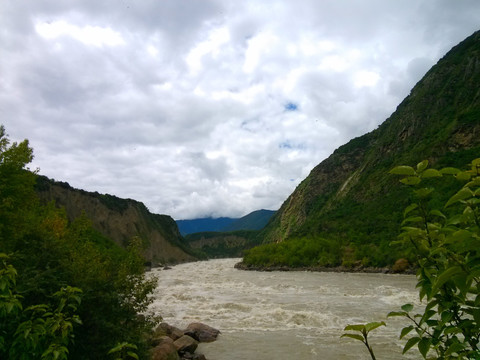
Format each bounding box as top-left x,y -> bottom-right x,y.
1,1 -> 480,220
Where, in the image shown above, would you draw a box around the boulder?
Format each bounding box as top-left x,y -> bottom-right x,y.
184,323 -> 220,343
155,322 -> 184,341
151,337 -> 180,360
173,335 -> 199,354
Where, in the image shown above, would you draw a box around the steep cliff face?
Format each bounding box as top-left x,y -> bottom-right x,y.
260,30 -> 480,246
36,177 -> 197,264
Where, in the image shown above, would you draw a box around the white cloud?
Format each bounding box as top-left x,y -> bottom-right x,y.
1,0 -> 480,220
35,20 -> 125,47
186,27 -> 230,74
354,70 -> 380,88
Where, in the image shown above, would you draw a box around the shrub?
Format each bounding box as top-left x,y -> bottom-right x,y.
343,158 -> 480,359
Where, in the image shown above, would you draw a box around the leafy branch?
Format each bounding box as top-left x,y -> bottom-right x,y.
342,322 -> 386,360
342,158 -> 480,359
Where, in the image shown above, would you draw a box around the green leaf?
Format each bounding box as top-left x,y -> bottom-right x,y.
418,338 -> 431,358
344,324 -> 365,332
415,187 -> 434,198
456,171 -> 472,181
431,266 -> 463,295
429,209 -> 445,219
446,214 -> 465,225
390,166 -> 416,176
403,337 -> 420,354
446,229 -> 473,244
425,299 -> 438,312
364,321 -> 386,332
440,167 -> 460,175
341,333 -> 364,342
387,311 -> 407,317
445,187 -> 474,207
400,176 -> 421,185
401,303 -> 414,312
465,176 -> 480,188
471,158 -> 480,172
416,160 -> 429,172
421,168 -> 442,178
420,310 -> 436,326
127,351 -> 139,360
400,325 -> 414,339
445,342 -> 466,356
403,203 -> 418,217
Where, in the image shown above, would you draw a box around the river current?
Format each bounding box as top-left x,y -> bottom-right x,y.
148,258 -> 422,360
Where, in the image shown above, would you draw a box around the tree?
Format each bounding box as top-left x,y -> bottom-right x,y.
0,125 -> 37,247
0,125 -> 158,359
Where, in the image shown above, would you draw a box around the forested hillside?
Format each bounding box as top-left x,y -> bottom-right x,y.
241,30 -> 480,269
36,176 -> 199,264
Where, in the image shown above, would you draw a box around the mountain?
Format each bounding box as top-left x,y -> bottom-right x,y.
176,209 -> 276,235
178,210 -> 276,258
240,30 -> 480,269
35,176 -> 200,265
184,230 -> 260,258
176,217 -> 236,235
222,209 -> 276,232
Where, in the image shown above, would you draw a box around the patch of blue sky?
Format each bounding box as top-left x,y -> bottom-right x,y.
279,140 -> 305,150
284,102 -> 298,111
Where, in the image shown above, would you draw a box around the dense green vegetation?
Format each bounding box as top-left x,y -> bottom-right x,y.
185,230 -> 261,258
243,30 -> 480,270
343,158 -> 480,359
0,125 -> 158,359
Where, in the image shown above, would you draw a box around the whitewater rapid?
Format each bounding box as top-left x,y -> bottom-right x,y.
148,258 -> 422,360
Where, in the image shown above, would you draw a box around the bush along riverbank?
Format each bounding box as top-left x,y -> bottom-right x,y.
234,258 -> 416,274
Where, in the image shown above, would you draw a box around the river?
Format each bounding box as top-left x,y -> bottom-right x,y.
148,258 -> 422,360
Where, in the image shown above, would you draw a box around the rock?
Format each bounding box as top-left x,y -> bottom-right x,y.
155,322 -> 184,341
184,323 -> 220,343
173,335 -> 199,354
151,337 -> 180,360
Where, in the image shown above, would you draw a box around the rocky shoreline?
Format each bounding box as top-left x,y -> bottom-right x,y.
150,322 -> 220,360
234,261 -> 416,275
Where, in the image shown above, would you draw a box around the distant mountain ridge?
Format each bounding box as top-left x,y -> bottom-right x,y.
176,209 -> 276,235
222,209 -> 277,232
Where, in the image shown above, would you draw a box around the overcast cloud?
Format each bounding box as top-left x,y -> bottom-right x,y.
1,0 -> 479,219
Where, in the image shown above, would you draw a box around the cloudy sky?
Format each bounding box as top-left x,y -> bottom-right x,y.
1,1 -> 479,220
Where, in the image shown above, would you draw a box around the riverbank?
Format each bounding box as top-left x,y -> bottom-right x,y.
234,261 -> 417,274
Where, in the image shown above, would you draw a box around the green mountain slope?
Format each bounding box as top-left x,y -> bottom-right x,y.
241,30 -> 480,269
35,176 -> 200,264
184,230 -> 260,258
